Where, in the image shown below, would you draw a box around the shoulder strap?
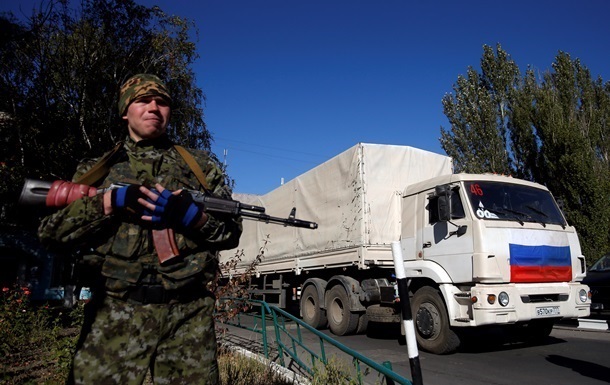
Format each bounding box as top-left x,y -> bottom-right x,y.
174,145 -> 211,191
74,142 -> 124,185
73,142 -> 210,190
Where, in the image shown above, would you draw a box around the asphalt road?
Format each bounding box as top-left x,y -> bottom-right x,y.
221,318 -> 610,385
344,322 -> 610,385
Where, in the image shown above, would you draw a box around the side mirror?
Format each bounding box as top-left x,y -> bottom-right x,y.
455,225 -> 467,237
435,184 -> 452,222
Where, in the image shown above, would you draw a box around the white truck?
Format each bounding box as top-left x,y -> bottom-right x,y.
221,143 -> 591,354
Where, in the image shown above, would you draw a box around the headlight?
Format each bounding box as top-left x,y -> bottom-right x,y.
498,291 -> 509,307
578,289 -> 588,303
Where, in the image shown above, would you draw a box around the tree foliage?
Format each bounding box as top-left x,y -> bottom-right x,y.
441,44 -> 610,261
0,0 -> 210,227
441,45 -> 519,175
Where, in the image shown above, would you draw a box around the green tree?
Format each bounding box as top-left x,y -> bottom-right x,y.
530,53 -> 610,261
0,0 -> 210,227
440,44 -> 519,175
506,68 -> 539,181
441,45 -> 610,261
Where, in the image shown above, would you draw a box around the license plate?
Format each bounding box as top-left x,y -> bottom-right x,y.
536,306 -> 560,317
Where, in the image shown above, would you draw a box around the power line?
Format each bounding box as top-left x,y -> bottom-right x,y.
213,136 -> 325,158
221,145 -> 321,165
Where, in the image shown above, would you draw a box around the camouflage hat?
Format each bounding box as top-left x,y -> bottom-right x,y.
118,74 -> 172,116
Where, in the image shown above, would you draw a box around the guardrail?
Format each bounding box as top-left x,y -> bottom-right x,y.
218,298 -> 413,385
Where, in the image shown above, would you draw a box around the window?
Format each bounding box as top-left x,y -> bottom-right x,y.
464,181 -> 566,226
428,187 -> 465,224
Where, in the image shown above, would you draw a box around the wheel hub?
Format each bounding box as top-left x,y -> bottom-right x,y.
304,297 -> 315,319
416,304 -> 437,338
330,299 -> 345,323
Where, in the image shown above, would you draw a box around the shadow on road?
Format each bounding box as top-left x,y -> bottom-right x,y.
456,326 -> 566,353
366,321 -> 403,340
546,354 -> 610,384
363,321 -> 569,354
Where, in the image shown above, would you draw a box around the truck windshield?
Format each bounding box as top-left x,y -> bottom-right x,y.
464,181 -> 567,227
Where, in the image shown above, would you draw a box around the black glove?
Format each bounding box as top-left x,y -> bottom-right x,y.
110,185 -> 147,215
147,189 -> 202,230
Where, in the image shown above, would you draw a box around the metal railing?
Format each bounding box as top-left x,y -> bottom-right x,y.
218,298 -> 413,385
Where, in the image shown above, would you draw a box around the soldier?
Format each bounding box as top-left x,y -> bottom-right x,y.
38,74 -> 242,385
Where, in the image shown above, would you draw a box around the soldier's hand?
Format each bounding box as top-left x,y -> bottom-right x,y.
104,185 -> 148,216
141,184 -> 208,230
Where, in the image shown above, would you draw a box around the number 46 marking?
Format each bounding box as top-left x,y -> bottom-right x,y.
470,184 -> 483,196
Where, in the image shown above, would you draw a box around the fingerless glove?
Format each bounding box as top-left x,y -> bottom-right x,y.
110,185 -> 147,215
147,189 -> 202,230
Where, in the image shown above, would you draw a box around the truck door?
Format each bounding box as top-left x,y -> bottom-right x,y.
420,186 -> 475,283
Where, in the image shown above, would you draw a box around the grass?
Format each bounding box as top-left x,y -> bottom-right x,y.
217,347 -> 296,385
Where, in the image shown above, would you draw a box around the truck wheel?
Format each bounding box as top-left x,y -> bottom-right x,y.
326,285 -> 359,336
301,285 -> 327,329
355,313 -> 369,334
411,286 -> 460,354
366,304 -> 401,323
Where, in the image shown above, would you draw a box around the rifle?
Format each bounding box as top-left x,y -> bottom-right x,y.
20,179 -> 318,263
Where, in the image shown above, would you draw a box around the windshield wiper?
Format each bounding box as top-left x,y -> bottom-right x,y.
502,207 -> 547,227
485,207 -> 524,226
523,205 -> 552,227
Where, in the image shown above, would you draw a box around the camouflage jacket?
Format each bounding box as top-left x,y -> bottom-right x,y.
38,135 -> 242,295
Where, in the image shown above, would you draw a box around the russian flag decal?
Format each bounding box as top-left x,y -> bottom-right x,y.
509,244 -> 572,282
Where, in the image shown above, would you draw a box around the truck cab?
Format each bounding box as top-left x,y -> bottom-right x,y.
400,174 -> 590,352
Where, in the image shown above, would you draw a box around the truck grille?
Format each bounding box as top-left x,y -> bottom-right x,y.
520,294 -> 569,303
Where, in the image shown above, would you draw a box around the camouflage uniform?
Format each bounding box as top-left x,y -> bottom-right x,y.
39,75 -> 242,385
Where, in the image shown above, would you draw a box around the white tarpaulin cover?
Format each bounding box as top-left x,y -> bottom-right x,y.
220,143 -> 452,269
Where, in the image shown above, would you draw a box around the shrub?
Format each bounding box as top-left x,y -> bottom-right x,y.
210,236 -> 269,323
311,356 -> 367,385
217,346 -> 295,385
0,286 -> 81,384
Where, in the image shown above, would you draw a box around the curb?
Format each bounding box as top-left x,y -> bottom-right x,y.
577,318 -> 610,331
555,317 -> 610,332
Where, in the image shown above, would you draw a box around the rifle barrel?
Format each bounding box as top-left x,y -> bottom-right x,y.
241,212 -> 318,229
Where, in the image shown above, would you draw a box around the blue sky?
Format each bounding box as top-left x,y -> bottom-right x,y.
3,1 -> 610,195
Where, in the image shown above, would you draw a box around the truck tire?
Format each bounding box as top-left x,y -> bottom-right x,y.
301,284 -> 327,329
355,313 -> 369,334
411,286 -> 460,354
326,285 -> 359,336
365,304 -> 401,323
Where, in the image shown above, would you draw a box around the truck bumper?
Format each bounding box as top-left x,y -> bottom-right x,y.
449,282 -> 590,327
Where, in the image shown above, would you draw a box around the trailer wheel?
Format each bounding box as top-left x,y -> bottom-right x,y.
326,285 -> 359,336
301,285 -> 327,329
411,286 -> 460,354
355,313 -> 369,334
